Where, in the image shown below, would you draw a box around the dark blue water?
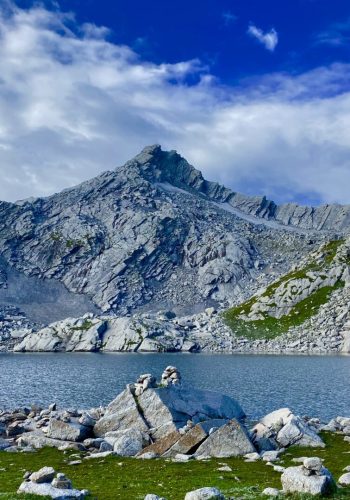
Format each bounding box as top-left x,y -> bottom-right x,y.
0,353 -> 349,420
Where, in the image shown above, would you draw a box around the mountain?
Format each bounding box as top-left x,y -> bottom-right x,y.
0,144 -> 349,352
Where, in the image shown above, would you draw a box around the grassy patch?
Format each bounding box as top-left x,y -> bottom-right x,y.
322,239 -> 345,265
71,320 -> 94,332
223,281 -> 344,340
0,433 -> 349,499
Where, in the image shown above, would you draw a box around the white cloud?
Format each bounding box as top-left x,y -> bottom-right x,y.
247,25 -> 278,51
0,3 -> 350,207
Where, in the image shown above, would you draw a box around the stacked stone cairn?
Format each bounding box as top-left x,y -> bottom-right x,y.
18,466 -> 88,498
134,373 -> 157,396
161,366 -> 181,386
281,457 -> 335,496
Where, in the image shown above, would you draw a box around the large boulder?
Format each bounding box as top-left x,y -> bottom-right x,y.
252,408 -> 324,451
281,458 -> 336,496
47,419 -> 91,442
94,384 -> 244,442
195,419 -> 255,458
94,385 -> 149,437
137,385 -> 244,440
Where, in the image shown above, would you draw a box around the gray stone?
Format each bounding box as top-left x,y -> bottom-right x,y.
184,487 -> 225,499
94,386 -> 148,437
338,472 -> 350,486
18,480 -> 87,498
262,488 -> 281,497
281,465 -> 335,496
30,466 -> 56,484
195,419 -> 255,458
108,429 -> 146,457
47,419 -> 90,442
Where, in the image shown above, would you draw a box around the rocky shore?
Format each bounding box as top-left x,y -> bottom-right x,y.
1,302 -> 349,355
1,367 -> 349,498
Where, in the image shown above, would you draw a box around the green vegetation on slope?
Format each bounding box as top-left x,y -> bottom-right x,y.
0,433 -> 349,499
224,281 -> 344,340
223,238 -> 348,340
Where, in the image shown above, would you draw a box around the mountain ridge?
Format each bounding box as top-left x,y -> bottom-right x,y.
7,144 -> 350,232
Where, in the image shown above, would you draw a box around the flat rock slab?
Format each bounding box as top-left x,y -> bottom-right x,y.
163,423 -> 208,457
17,432 -> 82,450
195,419 -> 255,458
138,431 -> 181,457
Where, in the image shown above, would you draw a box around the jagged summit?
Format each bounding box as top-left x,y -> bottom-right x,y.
120,145 -> 350,231
121,144 -> 272,214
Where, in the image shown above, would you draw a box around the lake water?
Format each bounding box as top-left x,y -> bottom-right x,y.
0,353 -> 349,421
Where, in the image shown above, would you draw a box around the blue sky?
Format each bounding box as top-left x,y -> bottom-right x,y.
1,0 -> 350,205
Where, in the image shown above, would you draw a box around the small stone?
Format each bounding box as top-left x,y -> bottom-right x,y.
137,452 -> 159,460
217,465 -> 232,472
303,457 -> 323,472
184,487 -> 225,499
29,466 -> 56,484
338,472 -> 350,486
262,451 -> 280,462
51,472 -> 72,489
262,487 -> 281,497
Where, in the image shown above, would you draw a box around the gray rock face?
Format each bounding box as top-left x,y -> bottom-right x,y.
195,419 -> 255,457
94,385 -> 149,437
105,428 -> 147,456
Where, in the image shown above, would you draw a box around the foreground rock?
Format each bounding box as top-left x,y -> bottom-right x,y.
281,457 -> 336,496
18,467 -> 88,499
252,408 -> 325,451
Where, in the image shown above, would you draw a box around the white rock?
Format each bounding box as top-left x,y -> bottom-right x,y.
262,487 -> 281,496
184,487 -> 225,499
338,472 -> 350,486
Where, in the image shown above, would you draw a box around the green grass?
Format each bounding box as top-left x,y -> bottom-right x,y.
223,281 -> 344,340
322,239 -> 345,265
0,432 -> 349,499
223,238 -> 348,340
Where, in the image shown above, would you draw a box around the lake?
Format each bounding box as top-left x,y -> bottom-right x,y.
0,353 -> 349,421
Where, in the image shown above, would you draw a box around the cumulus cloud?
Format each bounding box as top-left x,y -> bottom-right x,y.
247,25 -> 278,51
0,3 -> 349,206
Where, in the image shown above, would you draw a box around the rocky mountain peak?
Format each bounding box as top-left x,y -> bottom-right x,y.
122,144 -> 208,194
